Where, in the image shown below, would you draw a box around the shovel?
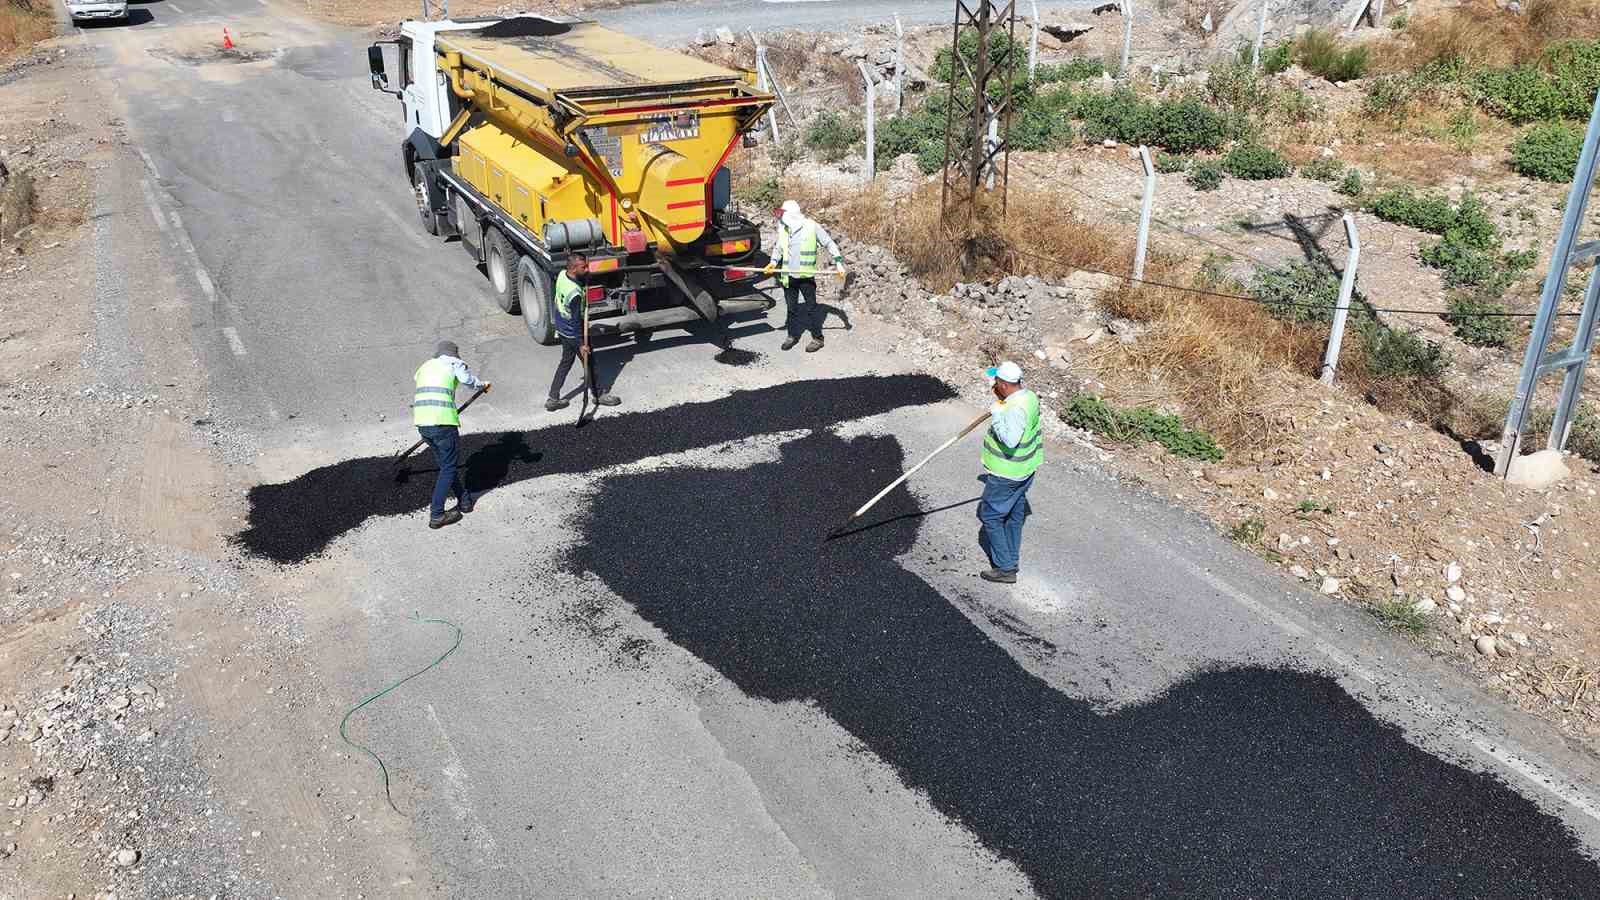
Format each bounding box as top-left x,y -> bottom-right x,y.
828,410 -> 990,538
394,385 -> 489,474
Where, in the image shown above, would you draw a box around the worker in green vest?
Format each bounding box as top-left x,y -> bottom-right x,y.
413,339 -> 490,529
764,200 -> 845,353
977,361 -> 1042,583
547,253 -> 620,411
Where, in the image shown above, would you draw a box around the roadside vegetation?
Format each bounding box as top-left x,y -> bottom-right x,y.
1,0 -> 52,59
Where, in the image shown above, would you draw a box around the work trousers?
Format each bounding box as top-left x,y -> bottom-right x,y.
548,335 -> 588,400
417,424 -> 468,519
977,472 -> 1034,573
782,278 -> 823,340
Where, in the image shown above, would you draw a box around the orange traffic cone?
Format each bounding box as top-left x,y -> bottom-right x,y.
222,28 -> 234,50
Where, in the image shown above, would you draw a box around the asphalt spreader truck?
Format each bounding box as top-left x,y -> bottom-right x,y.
368,16 -> 777,344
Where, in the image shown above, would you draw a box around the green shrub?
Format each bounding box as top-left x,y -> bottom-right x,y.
1511,122 -> 1583,182
1035,58 -> 1104,84
1545,39 -> 1600,120
1371,598 -> 1428,635
1207,61 -> 1276,119
805,111 -> 863,162
1300,156 -> 1346,182
1358,322 -> 1449,378
932,28 -> 1026,84
1250,261 -> 1342,324
1275,86 -> 1324,124
1229,517 -> 1266,545
1187,160 -> 1223,191
1369,188 -> 1457,234
736,175 -> 781,208
1443,294 -> 1514,347
1221,143 -> 1291,179
1389,11 -> 1408,31
1154,98 -> 1228,153
1470,65 -> 1562,124
1336,169 -> 1364,197
1297,29 -> 1370,83
1421,239 -> 1534,293
1262,40 -> 1293,75
1363,73 -> 1416,116
1062,395 -> 1224,461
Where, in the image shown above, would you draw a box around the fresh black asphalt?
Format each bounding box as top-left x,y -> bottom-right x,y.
568,431 -> 1600,899
233,374 -> 955,563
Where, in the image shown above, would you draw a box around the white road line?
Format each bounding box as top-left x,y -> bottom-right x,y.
135,148 -> 160,178
167,211 -> 196,255
221,326 -> 247,356
194,267 -> 218,304
221,109 -> 236,123
1466,731 -> 1600,824
166,2 -> 182,11
138,180 -> 169,233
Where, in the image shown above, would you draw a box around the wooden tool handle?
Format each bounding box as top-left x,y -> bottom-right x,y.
849,411 -> 991,520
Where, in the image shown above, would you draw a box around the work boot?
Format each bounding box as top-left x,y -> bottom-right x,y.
594,393 -> 621,407
457,494 -> 475,514
781,336 -> 800,351
979,568 -> 1018,584
545,397 -> 570,412
805,338 -> 825,353
428,509 -> 463,530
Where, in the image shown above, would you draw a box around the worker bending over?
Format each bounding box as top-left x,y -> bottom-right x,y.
765,199 -> 845,353
412,340 -> 490,529
977,362 -> 1043,583
546,252 -> 621,411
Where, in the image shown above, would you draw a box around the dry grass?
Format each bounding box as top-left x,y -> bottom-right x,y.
1,0 -> 52,59
1379,0 -> 1600,71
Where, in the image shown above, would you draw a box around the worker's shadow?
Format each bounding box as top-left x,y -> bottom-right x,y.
555,314 -> 777,404
463,431 -> 541,495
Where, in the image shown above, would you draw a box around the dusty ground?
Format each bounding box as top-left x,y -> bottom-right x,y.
291,0 -> 651,29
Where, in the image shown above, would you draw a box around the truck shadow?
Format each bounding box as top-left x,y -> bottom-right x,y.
566,431 -> 1600,899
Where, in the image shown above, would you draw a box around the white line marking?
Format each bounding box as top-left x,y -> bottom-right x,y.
221,109 -> 236,123
135,148 -> 160,178
138,180 -> 169,233
1311,641 -> 1380,686
168,212 -> 196,255
221,326 -> 247,356
1465,731 -> 1600,824
166,2 -> 182,11
194,267 -> 218,304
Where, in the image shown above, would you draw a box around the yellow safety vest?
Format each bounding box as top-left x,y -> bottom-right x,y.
775,221 -> 819,286
412,357 -> 460,427
981,389 -> 1043,480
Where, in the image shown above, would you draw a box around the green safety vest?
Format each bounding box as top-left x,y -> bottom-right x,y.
981,389 -> 1043,480
554,270 -> 583,337
412,357 -> 460,427
776,222 -> 819,286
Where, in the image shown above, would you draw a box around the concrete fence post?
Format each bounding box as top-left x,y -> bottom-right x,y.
1319,213 -> 1362,386
1028,0 -> 1040,79
1133,146 -> 1155,281
984,106 -> 1000,190
1120,0 -> 1133,76
753,39 -> 781,142
859,61 -> 876,183
1251,0 -> 1268,69
894,14 -> 905,114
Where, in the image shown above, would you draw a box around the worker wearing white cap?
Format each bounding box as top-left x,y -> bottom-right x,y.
763,199 -> 845,353
976,361 -> 1043,583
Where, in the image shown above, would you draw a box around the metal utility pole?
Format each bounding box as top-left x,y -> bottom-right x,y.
939,0 -> 1018,258
750,32 -> 781,142
1496,88 -> 1600,475
894,14 -> 906,114
859,61 -> 876,182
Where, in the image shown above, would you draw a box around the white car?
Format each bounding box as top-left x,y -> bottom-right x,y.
65,0 -> 128,23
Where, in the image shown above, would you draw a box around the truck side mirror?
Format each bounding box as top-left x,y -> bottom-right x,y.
367,44 -> 394,94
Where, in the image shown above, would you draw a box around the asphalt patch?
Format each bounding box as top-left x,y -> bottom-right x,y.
233,375 -> 955,564
712,347 -> 764,367
567,431 -> 1600,898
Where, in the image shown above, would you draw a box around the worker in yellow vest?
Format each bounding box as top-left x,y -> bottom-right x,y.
764,200 -> 845,353
412,340 -> 490,529
977,361 -> 1042,583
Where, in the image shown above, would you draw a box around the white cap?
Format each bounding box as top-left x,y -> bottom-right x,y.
985,361 -> 1023,384
780,200 -> 800,215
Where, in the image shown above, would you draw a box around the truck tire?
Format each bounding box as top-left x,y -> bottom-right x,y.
413,164 -> 442,236
485,228 -> 520,314
519,257 -> 557,346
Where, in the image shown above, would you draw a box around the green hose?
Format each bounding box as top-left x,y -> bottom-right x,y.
338,612 -> 463,815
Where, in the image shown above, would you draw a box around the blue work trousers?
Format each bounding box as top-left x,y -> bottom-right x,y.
418,424 -> 468,518
977,472 -> 1034,573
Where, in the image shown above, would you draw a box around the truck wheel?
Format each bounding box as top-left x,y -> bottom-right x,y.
485,228 -> 520,314
413,165 -> 441,236
519,257 -> 557,346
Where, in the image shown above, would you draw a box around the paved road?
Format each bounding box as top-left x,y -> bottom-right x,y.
589,0 -> 1099,40
65,1 -> 1600,896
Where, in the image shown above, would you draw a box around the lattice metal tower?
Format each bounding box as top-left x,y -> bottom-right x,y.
938,0 -> 1018,265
